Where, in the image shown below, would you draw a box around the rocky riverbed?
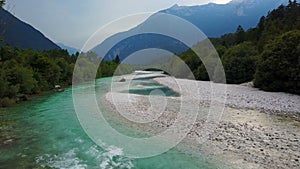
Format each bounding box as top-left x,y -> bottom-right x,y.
104,76 -> 300,169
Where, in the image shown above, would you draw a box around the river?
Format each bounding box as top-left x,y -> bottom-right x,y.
0,77 -> 221,169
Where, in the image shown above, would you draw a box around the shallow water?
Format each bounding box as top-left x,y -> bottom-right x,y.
0,77 -> 220,169
125,79 -> 179,96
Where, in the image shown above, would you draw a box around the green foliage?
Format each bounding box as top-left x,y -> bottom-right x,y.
8,66 -> 37,94
0,0 -> 5,7
254,30 -> 300,94
219,33 -> 236,47
194,56 -> 219,81
0,97 -> 14,107
0,70 -> 8,97
235,25 -> 246,44
31,56 -> 62,89
73,57 -> 97,83
0,47 -> 72,104
0,46 -> 129,107
215,45 -> 227,57
178,1 -> 300,94
1,1 -> 299,108
114,54 -> 121,64
179,49 -> 201,75
222,42 -> 258,84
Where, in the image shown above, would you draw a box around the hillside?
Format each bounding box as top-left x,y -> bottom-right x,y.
178,0 -> 300,94
0,8 -> 60,50
161,0 -> 286,37
91,0 -> 288,61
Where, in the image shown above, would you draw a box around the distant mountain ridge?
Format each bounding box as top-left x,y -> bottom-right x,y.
0,8 -> 60,50
91,0 -> 288,61
57,43 -> 79,55
160,0 -> 287,37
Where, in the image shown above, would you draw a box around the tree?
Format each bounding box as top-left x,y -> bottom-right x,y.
114,54 -> 120,64
220,33 -> 236,47
254,30 -> 300,94
0,69 -> 8,97
257,16 -> 266,32
235,25 -> 245,44
55,58 -> 73,84
194,57 -> 219,81
9,66 -> 37,94
0,0 -> 5,7
222,42 -> 258,84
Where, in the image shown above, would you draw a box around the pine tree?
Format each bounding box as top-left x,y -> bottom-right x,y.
114,54 -> 120,64
0,0 -> 5,7
235,25 -> 245,44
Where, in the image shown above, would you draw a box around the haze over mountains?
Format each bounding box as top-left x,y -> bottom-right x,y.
161,0 -> 286,37
0,0 -> 288,56
57,43 -> 79,55
91,0 -> 288,61
0,8 -> 60,50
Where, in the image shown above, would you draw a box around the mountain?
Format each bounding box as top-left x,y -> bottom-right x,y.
176,1 -> 300,93
160,0 -> 287,37
0,8 -> 60,50
91,0 -> 288,62
57,43 -> 79,55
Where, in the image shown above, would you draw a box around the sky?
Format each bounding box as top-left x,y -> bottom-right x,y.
4,0 -> 231,49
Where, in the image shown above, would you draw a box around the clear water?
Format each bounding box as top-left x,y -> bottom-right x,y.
0,77 -> 221,169
125,79 -> 179,97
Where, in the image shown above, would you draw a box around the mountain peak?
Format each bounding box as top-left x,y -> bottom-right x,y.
170,4 -> 185,10
92,0 -> 289,61
171,4 -> 179,8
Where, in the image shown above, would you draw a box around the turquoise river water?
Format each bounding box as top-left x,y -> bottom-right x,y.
0,77 -> 223,169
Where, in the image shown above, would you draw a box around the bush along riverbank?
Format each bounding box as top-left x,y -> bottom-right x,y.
0,47 -> 133,107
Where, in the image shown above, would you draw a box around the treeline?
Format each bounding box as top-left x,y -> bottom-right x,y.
0,0 -> 4,7
0,0 -> 132,107
179,0 -> 300,94
73,53 -> 133,83
0,47 -> 73,106
0,47 -> 131,107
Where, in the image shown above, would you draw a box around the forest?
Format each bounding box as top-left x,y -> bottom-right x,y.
178,0 -> 300,94
0,1 -> 299,107
0,47 -> 127,107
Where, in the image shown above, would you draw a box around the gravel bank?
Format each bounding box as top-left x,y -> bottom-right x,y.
104,76 -> 300,169
154,77 -> 300,118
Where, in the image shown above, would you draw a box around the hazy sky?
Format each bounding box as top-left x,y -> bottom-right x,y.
5,0 -> 231,49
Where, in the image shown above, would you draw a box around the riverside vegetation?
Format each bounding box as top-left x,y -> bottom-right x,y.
1,1 -> 299,107
0,47 -> 131,107
178,0 -> 300,94
0,1 -> 299,168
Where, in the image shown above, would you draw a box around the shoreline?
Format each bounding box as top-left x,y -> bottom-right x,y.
104,76 -> 300,169
0,84 -> 70,108
154,77 -> 300,120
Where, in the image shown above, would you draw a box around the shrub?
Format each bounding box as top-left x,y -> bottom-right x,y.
254,30 -> 300,94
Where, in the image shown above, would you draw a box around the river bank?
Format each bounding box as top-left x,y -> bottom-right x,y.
104,76 -> 300,169
1,73 -> 299,168
0,90 -> 55,147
